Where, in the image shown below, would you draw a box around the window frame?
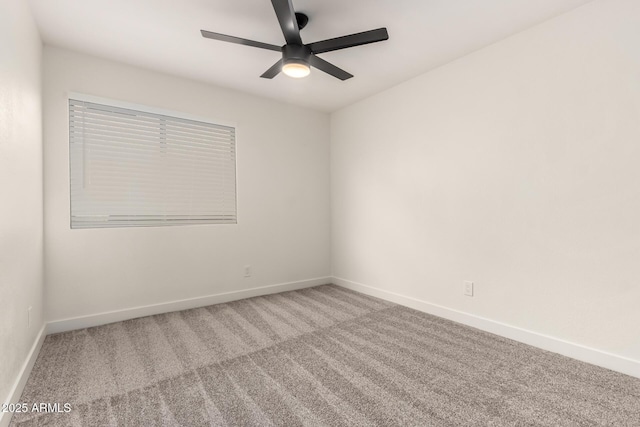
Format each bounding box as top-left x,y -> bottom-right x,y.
67,92 -> 238,229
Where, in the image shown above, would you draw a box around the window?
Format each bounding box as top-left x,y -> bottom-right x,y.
69,97 -> 237,229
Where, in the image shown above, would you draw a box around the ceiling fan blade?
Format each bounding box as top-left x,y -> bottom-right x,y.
308,55 -> 353,81
201,30 -> 282,52
260,60 -> 283,79
308,28 -> 389,54
270,0 -> 302,45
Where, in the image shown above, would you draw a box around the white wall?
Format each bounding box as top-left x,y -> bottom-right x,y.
44,47 -> 330,322
331,0 -> 640,362
0,0 -> 44,407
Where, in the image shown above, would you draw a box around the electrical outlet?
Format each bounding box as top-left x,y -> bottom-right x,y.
464,281 -> 474,297
28,306 -> 32,328
244,265 -> 251,277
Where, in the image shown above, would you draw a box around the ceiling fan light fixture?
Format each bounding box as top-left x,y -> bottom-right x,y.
282,59 -> 310,78
201,1 -> 389,81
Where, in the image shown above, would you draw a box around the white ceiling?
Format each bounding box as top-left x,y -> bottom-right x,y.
29,0 -> 592,112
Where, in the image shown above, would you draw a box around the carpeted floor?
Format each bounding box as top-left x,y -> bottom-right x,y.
11,284 -> 640,426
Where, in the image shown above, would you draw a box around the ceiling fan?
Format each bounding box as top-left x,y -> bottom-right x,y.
201,0 -> 389,80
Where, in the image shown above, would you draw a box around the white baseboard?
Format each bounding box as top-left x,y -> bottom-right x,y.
47,277 -> 331,334
0,324 -> 47,427
332,276 -> 640,379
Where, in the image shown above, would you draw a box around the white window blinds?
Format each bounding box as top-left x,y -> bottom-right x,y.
69,98 -> 237,229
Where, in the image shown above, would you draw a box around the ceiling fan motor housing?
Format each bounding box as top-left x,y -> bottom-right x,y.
282,44 -> 311,65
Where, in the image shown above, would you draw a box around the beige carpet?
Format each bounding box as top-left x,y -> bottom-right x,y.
11,285 -> 640,426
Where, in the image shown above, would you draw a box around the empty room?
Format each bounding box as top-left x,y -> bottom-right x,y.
1,0 -> 639,425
